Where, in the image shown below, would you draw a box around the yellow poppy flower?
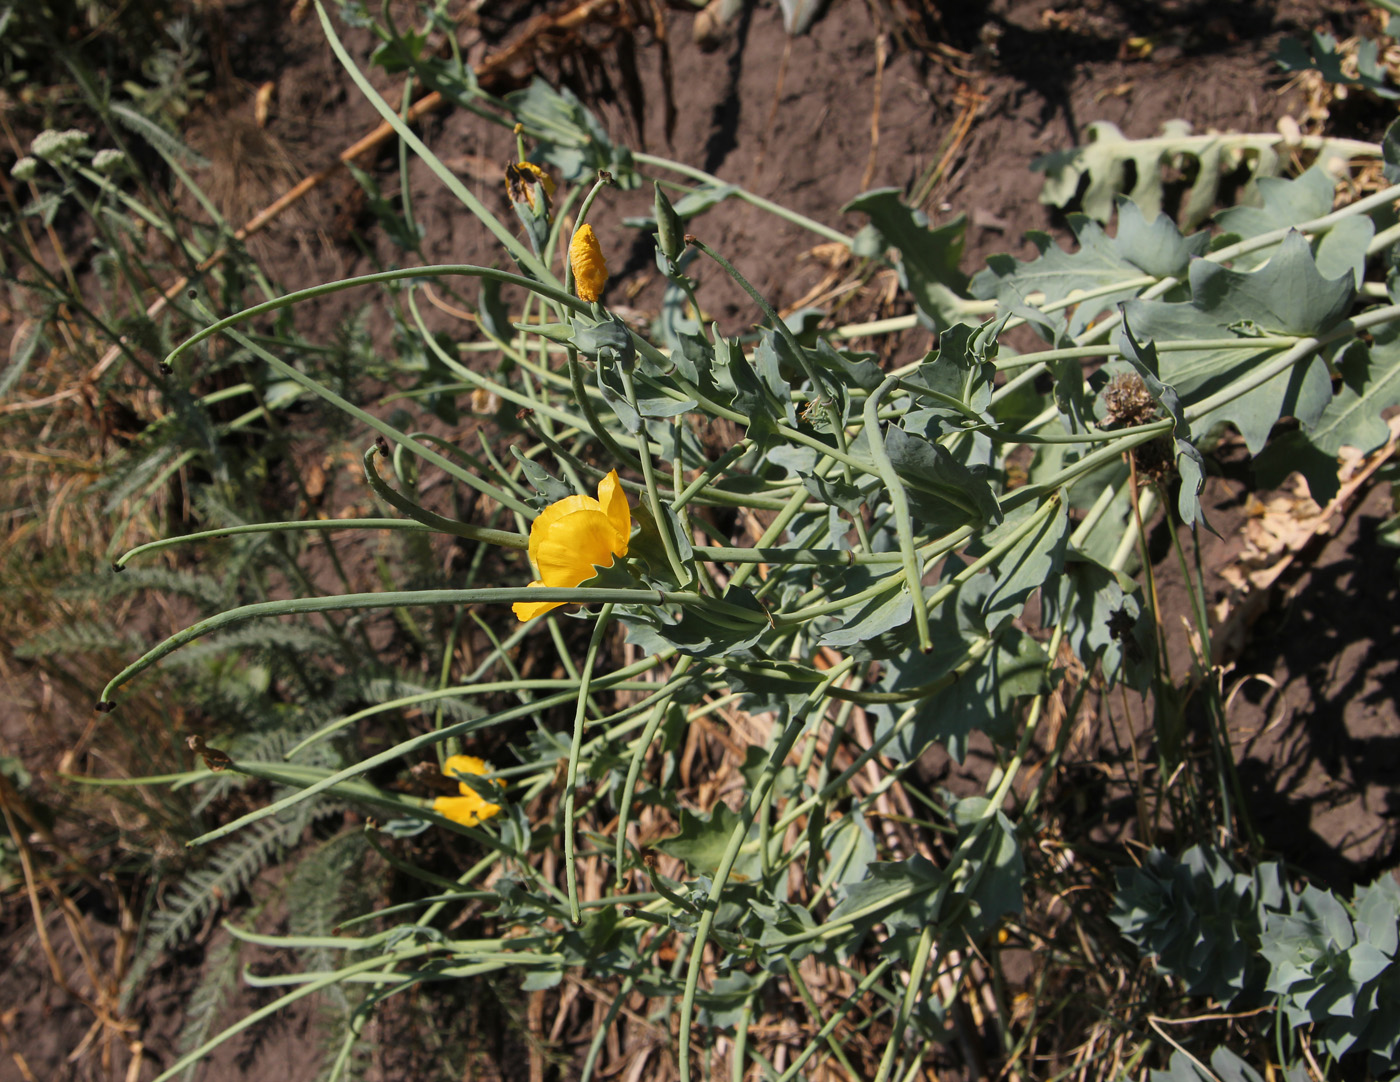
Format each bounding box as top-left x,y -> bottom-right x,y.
569,223 -> 609,302
433,754 -> 504,827
512,470 -> 631,622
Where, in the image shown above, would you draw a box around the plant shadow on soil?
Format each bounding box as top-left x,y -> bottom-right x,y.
5,0 -> 1399,1079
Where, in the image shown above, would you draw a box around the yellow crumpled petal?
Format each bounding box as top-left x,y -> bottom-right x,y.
505,160 -> 556,215
512,470 -> 631,621
569,223 -> 609,303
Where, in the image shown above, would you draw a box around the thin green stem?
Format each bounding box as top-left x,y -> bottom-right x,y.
863,376 -> 933,651
564,603 -> 613,922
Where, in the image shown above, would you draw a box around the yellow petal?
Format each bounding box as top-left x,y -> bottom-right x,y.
516,160 -> 556,198
443,755 -> 492,792
433,793 -> 502,828
537,508 -> 621,585
595,469 -> 631,556
527,493 -> 601,573
512,594 -> 565,622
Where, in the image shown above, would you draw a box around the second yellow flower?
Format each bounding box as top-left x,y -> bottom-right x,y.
512,470 -> 631,622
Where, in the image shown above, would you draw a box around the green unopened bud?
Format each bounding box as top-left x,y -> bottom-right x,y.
653,181 -> 684,262
92,148 -> 126,176
10,156 -> 38,182
31,128 -> 89,162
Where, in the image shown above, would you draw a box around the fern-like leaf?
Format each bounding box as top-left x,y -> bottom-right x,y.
110,102 -> 212,168
1033,121 -> 1374,230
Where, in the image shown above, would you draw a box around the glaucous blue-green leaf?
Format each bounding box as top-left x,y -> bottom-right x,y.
559,905 -> 624,967
1214,167 -> 1376,280
654,803 -> 763,881
1261,883 -> 1367,1040
753,901 -> 820,969
867,573 -> 1043,761
813,336 -> 883,393
1148,1049 -> 1268,1082
815,572 -> 911,649
595,352 -> 695,433
883,424 -> 1002,529
1035,120 -> 1153,222
972,204 -> 1205,334
752,332 -> 800,426
1385,116 -> 1400,184
1303,323 -> 1400,458
570,316 -> 635,364
904,323 -> 997,421
505,78 -> 636,185
621,589 -> 768,659
843,189 -> 970,331
1250,428 -> 1345,503
509,448 -> 573,505
1121,232 -> 1350,453
766,443 -> 868,516
908,629 -> 1042,758
1113,845 -> 1280,1005
1354,876 -> 1400,958
1115,196 -> 1212,276
826,854 -> 944,941
975,498 -> 1069,632
1214,168 -> 1332,246
1312,215 -> 1375,288
949,797 -> 1023,940
711,336 -> 779,442
672,330 -> 717,392
821,810 -> 878,890
1191,230 -> 1353,336
1275,31 -> 1400,100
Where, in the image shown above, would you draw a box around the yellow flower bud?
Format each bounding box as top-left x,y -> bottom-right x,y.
569,223 -> 609,303
433,754 -> 505,827
513,470 -> 630,622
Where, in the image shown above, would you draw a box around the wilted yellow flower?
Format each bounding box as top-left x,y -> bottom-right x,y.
569,223 -> 609,302
505,160 -> 556,215
433,754 -> 504,827
513,470 -> 630,622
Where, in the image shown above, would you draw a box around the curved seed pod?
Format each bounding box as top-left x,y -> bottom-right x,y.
569,224 -> 609,303
653,181 -> 684,262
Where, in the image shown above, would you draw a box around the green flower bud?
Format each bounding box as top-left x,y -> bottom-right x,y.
653,181 -> 684,262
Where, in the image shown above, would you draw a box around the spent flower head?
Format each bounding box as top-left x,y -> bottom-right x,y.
505,160 -> 556,215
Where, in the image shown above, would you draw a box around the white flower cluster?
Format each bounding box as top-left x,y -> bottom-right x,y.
92,148 -> 126,176
10,156 -> 38,182
31,128 -> 90,162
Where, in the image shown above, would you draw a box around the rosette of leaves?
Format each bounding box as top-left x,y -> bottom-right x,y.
1148,1047 -> 1307,1082
1111,845 -> 1284,1005
1260,876 -> 1400,1064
